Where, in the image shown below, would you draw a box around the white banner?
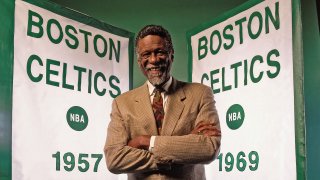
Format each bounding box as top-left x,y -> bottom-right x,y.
12,0 -> 132,179
188,0 -> 296,179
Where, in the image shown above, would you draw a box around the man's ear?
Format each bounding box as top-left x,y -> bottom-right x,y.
171,54 -> 174,62
137,59 -> 144,71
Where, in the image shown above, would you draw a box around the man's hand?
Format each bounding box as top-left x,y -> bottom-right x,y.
191,122 -> 221,137
127,135 -> 151,150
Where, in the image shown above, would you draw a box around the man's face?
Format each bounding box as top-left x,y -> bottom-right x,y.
137,35 -> 173,86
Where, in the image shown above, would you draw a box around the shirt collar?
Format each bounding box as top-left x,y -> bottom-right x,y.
147,76 -> 172,95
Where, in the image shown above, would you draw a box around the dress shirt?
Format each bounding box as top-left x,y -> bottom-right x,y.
146,76 -> 173,152
147,76 -> 172,111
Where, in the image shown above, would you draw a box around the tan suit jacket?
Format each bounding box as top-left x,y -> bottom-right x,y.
104,78 -> 221,180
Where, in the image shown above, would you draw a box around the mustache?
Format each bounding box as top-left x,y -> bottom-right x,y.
145,64 -> 167,71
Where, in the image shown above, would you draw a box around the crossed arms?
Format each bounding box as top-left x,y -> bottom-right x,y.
104,85 -> 221,174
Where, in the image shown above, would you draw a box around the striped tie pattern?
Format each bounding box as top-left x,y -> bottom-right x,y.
152,88 -> 164,135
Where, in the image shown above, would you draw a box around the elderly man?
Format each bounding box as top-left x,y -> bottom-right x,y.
105,25 -> 221,180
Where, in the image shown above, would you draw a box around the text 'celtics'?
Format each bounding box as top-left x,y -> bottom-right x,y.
201,49 -> 280,94
26,54 -> 121,98
25,9 -> 123,98
197,1 -> 281,94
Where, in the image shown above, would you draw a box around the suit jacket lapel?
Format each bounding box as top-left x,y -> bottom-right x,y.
161,79 -> 186,135
134,82 -> 159,135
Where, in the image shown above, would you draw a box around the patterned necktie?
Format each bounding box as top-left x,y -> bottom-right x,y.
152,88 -> 164,135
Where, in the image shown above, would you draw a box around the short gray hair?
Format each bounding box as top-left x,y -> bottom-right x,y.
135,25 -> 174,54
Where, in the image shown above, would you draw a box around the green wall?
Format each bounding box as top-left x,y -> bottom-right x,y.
301,0 -> 320,180
0,0 -> 14,179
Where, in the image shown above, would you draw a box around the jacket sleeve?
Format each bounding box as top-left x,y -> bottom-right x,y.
152,86 -> 221,164
104,99 -> 158,174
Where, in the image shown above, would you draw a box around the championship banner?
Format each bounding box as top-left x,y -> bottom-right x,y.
187,0 -> 301,179
12,0 -> 133,179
